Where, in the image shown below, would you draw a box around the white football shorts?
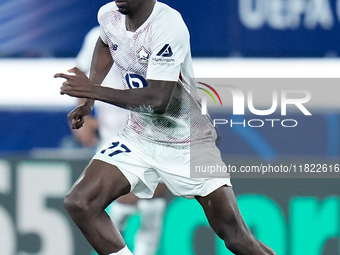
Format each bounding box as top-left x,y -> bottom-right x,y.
92,132 -> 231,199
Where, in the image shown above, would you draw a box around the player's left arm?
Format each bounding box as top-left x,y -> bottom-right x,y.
93,79 -> 176,114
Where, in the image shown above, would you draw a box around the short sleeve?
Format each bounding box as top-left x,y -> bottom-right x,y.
146,15 -> 190,82
98,2 -> 115,45
99,27 -> 108,44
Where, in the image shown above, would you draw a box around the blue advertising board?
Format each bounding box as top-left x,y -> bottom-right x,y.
1,0 -> 340,57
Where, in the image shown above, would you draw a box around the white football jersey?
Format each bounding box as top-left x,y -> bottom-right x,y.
98,1 -> 217,148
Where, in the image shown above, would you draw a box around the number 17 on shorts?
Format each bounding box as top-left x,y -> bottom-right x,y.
100,142 -> 131,157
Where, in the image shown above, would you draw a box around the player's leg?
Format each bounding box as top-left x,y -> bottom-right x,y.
63,159 -> 132,255
196,185 -> 276,255
134,182 -> 167,255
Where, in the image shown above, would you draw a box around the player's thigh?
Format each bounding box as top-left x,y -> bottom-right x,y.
195,185 -> 248,239
153,182 -> 168,198
66,159 -> 131,209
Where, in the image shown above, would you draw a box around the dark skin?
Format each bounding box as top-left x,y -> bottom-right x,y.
55,0 -> 276,254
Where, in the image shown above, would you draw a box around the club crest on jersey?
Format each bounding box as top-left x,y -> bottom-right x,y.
157,44 -> 173,57
137,47 -> 150,64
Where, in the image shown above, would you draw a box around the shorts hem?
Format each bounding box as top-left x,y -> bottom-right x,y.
182,178 -> 232,199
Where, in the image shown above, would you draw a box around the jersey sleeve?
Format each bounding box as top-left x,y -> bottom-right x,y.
97,2 -> 117,45
99,26 -> 108,45
146,14 -> 190,82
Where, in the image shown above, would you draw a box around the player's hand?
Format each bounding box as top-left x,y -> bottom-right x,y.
72,115 -> 99,147
54,67 -> 95,99
67,104 -> 93,129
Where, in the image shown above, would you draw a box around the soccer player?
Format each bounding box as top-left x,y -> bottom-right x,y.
55,0 -> 276,254
73,26 -> 167,255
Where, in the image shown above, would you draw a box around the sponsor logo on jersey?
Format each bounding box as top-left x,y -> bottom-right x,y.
150,44 -> 175,67
125,74 -> 148,89
137,47 -> 150,64
156,44 -> 173,57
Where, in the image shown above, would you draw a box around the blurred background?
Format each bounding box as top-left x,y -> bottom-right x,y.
1,0 -> 340,254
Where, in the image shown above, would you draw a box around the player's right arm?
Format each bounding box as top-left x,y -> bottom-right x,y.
86,37 -> 113,108
65,4 -> 116,130
66,37 -> 113,129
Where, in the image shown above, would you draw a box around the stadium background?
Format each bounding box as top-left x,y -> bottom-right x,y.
1,0 -> 340,254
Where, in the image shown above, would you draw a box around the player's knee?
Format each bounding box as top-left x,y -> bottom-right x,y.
63,192 -> 90,218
